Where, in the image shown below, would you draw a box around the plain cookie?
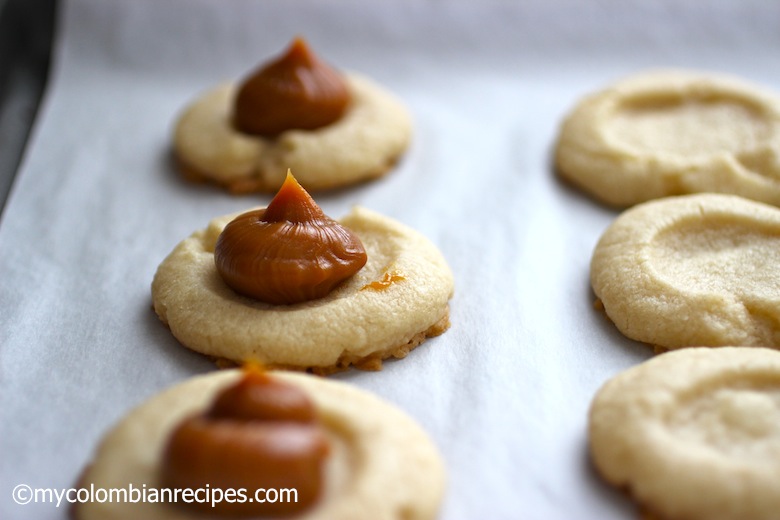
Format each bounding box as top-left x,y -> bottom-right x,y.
151,206 -> 454,373
75,370 -> 447,520
555,70 -> 780,207
591,193 -> 780,350
174,74 -> 412,193
589,347 -> 780,520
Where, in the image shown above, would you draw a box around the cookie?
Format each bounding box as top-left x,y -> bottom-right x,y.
75,369 -> 446,520
589,347 -> 780,520
555,69 -> 780,207
151,200 -> 454,373
591,193 -> 780,350
173,39 -> 412,193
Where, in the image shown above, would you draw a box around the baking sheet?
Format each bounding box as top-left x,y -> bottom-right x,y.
2,1 -> 780,518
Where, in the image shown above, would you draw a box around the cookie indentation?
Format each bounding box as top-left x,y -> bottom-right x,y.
589,348 -> 780,520
670,383 -> 780,459
555,69 -> 780,207
607,96 -> 772,158
591,193 -> 780,349
588,347 -> 780,520
649,218 -> 780,299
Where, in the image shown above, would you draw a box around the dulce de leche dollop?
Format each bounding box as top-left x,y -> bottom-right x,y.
214,170 -> 367,305
161,368 -> 330,517
233,37 -> 351,137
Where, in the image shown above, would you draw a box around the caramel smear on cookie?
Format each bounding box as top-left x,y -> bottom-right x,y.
215,170 -> 367,304
161,367 -> 329,517
233,37 -> 351,137
361,269 -> 406,291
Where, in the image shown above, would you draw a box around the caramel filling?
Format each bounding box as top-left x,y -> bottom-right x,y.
233,37 -> 351,137
162,370 -> 329,517
214,171 -> 367,305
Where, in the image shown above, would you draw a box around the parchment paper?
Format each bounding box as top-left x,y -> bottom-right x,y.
2,1 -> 780,518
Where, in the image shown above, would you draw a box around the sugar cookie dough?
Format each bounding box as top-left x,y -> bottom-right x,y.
151,206 -> 454,373
75,370 -> 447,520
555,69 -> 780,207
174,62 -> 412,193
589,347 -> 780,520
591,193 -> 780,350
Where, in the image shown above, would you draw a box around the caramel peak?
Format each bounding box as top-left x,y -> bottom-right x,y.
233,36 -> 349,137
263,170 -> 325,223
285,36 -> 316,66
241,360 -> 269,380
